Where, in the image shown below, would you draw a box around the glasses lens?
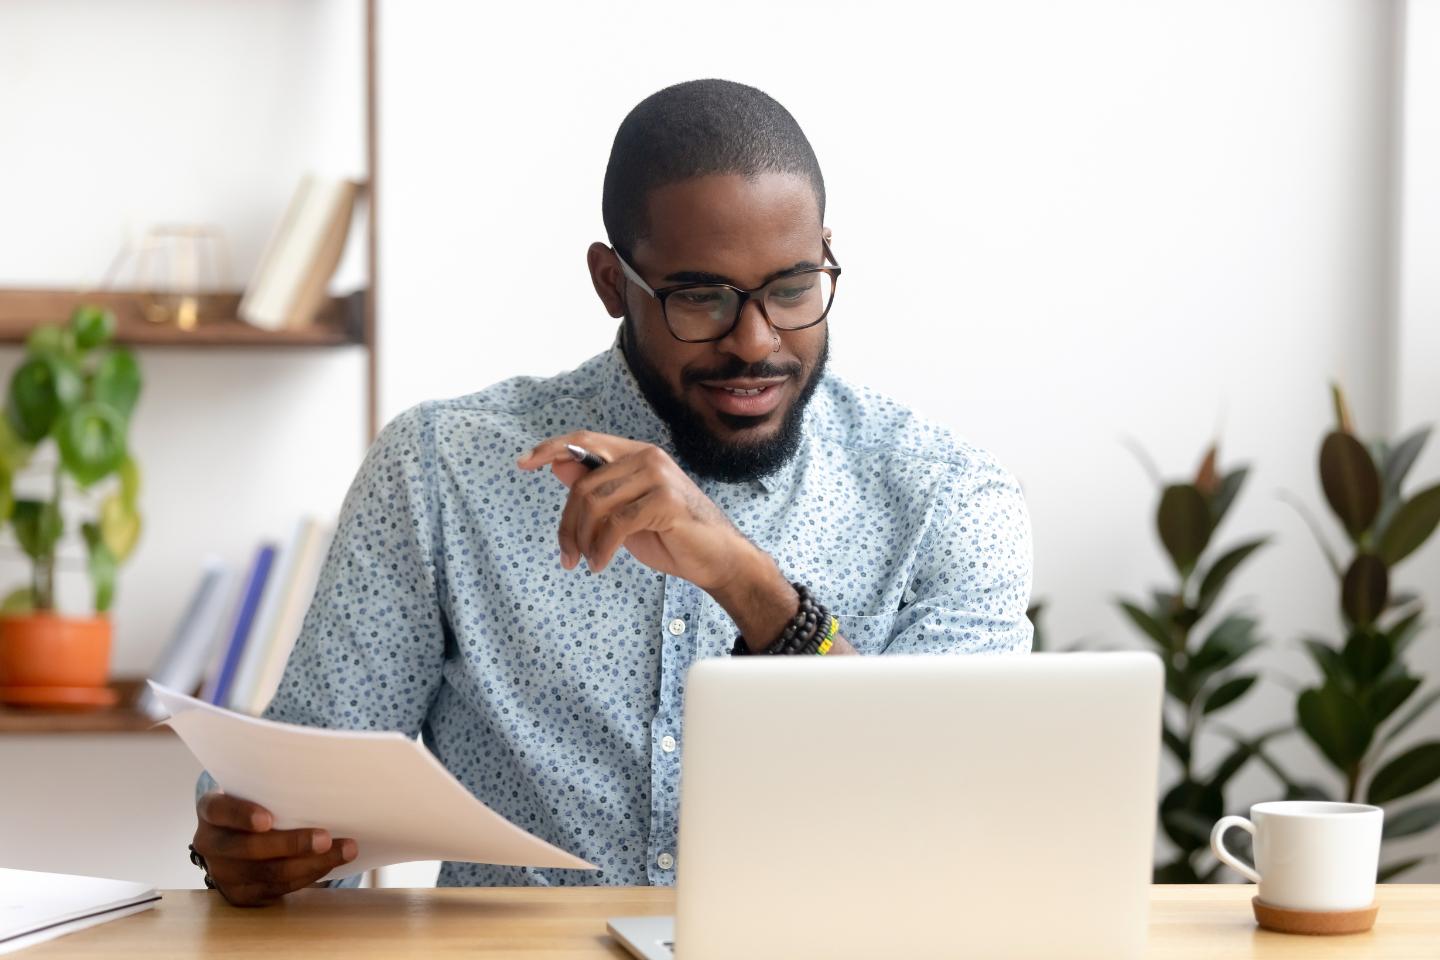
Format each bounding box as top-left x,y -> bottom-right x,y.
763,270 -> 835,330
664,286 -> 740,341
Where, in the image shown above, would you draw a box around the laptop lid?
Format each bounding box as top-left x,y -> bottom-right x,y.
671,652 -> 1162,960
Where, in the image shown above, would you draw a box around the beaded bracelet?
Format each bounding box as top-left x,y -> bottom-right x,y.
731,583 -> 837,656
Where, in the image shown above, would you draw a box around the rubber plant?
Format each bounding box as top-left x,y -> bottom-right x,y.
1271,385 -> 1440,881
0,305 -> 142,701
1118,441 -> 1271,882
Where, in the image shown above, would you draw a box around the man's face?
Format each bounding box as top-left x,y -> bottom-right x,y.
589,172 -> 831,482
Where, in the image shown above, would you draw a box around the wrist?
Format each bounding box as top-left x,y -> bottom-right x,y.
709,542 -> 798,650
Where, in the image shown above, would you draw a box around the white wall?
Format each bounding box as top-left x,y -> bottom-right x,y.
380,0 -> 1439,881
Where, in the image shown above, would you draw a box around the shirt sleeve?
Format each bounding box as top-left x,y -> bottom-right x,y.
881,450 -> 1034,655
261,401 -> 449,735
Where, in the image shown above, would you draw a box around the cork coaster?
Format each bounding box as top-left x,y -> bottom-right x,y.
1252,897 -> 1378,935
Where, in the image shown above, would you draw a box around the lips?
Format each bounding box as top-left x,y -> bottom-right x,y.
698,379 -> 787,418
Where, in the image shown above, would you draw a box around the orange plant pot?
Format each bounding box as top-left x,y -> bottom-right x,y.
0,613 -> 112,689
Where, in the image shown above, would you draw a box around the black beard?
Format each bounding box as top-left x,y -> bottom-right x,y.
620,314 -> 829,484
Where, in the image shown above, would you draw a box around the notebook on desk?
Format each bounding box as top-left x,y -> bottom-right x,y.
608,652 -> 1163,960
0,868 -> 160,956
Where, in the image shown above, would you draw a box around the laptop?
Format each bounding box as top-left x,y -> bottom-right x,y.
608,651 -> 1162,960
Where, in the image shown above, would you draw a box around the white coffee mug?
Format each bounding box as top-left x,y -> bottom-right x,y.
1210,801 -> 1383,911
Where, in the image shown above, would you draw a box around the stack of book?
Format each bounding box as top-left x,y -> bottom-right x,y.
138,516 -> 334,719
238,174 -> 360,331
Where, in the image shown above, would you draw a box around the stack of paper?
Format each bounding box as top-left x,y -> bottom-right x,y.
0,869 -> 159,955
151,683 -> 595,881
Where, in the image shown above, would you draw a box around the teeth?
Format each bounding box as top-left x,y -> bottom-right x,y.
723,387 -> 763,396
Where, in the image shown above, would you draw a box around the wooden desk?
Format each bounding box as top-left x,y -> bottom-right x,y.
23,884 -> 1438,958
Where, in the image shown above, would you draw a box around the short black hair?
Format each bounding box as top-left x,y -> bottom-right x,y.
602,79 -> 826,259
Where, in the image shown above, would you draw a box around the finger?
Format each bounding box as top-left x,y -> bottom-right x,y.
571,461 -> 651,563
215,839 -> 358,906
198,791 -> 275,833
588,491 -> 662,571
197,818 -> 335,861
516,431 -> 644,471
556,458 -> 642,569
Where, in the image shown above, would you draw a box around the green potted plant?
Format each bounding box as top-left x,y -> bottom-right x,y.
1267,385 -> 1440,880
1118,441 -> 1273,882
0,305 -> 143,707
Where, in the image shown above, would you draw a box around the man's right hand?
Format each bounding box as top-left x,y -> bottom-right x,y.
193,791 -> 358,907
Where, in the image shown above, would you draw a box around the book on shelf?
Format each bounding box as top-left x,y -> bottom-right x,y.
239,174 -> 359,331
142,516 -> 334,720
198,543 -> 277,706
136,558 -> 234,721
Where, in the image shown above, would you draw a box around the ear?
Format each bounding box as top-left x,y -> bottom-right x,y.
587,242 -> 626,319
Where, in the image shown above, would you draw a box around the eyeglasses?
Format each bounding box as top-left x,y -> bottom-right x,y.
612,238 -> 841,343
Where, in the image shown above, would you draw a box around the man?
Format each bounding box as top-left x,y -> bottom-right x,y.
191,78 -> 1033,906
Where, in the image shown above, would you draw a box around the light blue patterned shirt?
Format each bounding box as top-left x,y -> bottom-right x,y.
232,343 -> 1032,887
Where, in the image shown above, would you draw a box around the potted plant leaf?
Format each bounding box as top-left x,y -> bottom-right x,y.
1270,385 -> 1440,880
1118,440 -> 1272,882
0,305 -> 143,708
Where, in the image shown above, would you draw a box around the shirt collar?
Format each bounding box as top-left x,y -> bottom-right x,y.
596,336 -> 808,496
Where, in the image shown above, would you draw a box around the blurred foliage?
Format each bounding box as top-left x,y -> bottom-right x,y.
0,306 -> 143,614
1118,441 -> 1272,883
1266,385 -> 1440,881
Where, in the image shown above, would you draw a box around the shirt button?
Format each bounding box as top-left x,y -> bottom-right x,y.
657,852 -> 675,870
667,618 -> 686,636
660,735 -> 677,753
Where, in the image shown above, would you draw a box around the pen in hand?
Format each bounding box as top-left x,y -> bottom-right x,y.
565,443 -> 608,471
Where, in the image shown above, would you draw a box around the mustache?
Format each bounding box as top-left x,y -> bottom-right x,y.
682,359 -> 803,386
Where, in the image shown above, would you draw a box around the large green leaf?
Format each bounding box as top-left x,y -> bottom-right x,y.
69,305 -> 116,351
11,499 -> 63,560
1320,431 -> 1381,541
1210,467 -> 1249,530
1298,683 -> 1373,771
1302,638 -> 1350,689
99,493 -> 141,561
1341,553 -> 1389,628
1190,615 -> 1261,675
1368,741 -> 1440,804
1381,689 -> 1440,749
90,348 -> 142,419
118,455 -> 141,508
1377,484 -> 1440,567
1382,801 -> 1440,840
1341,629 -> 1393,685
1162,723 -> 1191,766
1203,674 -> 1258,715
81,522 -> 117,613
1157,484 -> 1212,575
1196,537 -> 1268,616
7,355 -> 83,443
1369,675 -> 1421,727
1160,779 -> 1224,850
1207,737 -> 1260,790
1381,426 -> 1430,499
1118,599 -> 1173,651
1388,609 -> 1424,658
56,401 -> 127,487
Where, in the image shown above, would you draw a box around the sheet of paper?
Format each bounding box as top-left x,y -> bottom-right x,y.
0,868 -> 159,956
150,682 -> 595,880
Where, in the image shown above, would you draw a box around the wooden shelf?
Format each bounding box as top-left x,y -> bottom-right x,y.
0,288 -> 366,349
0,677 -> 174,733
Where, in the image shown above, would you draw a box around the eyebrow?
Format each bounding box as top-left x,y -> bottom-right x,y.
662,260 -> 820,288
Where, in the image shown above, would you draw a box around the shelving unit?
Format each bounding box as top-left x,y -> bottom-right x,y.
0,0 -> 381,734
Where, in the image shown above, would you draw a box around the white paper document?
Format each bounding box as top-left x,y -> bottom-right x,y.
0,868 -> 159,956
150,682 -> 595,880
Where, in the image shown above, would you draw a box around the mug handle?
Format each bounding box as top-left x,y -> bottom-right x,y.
1210,815 -> 1261,883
